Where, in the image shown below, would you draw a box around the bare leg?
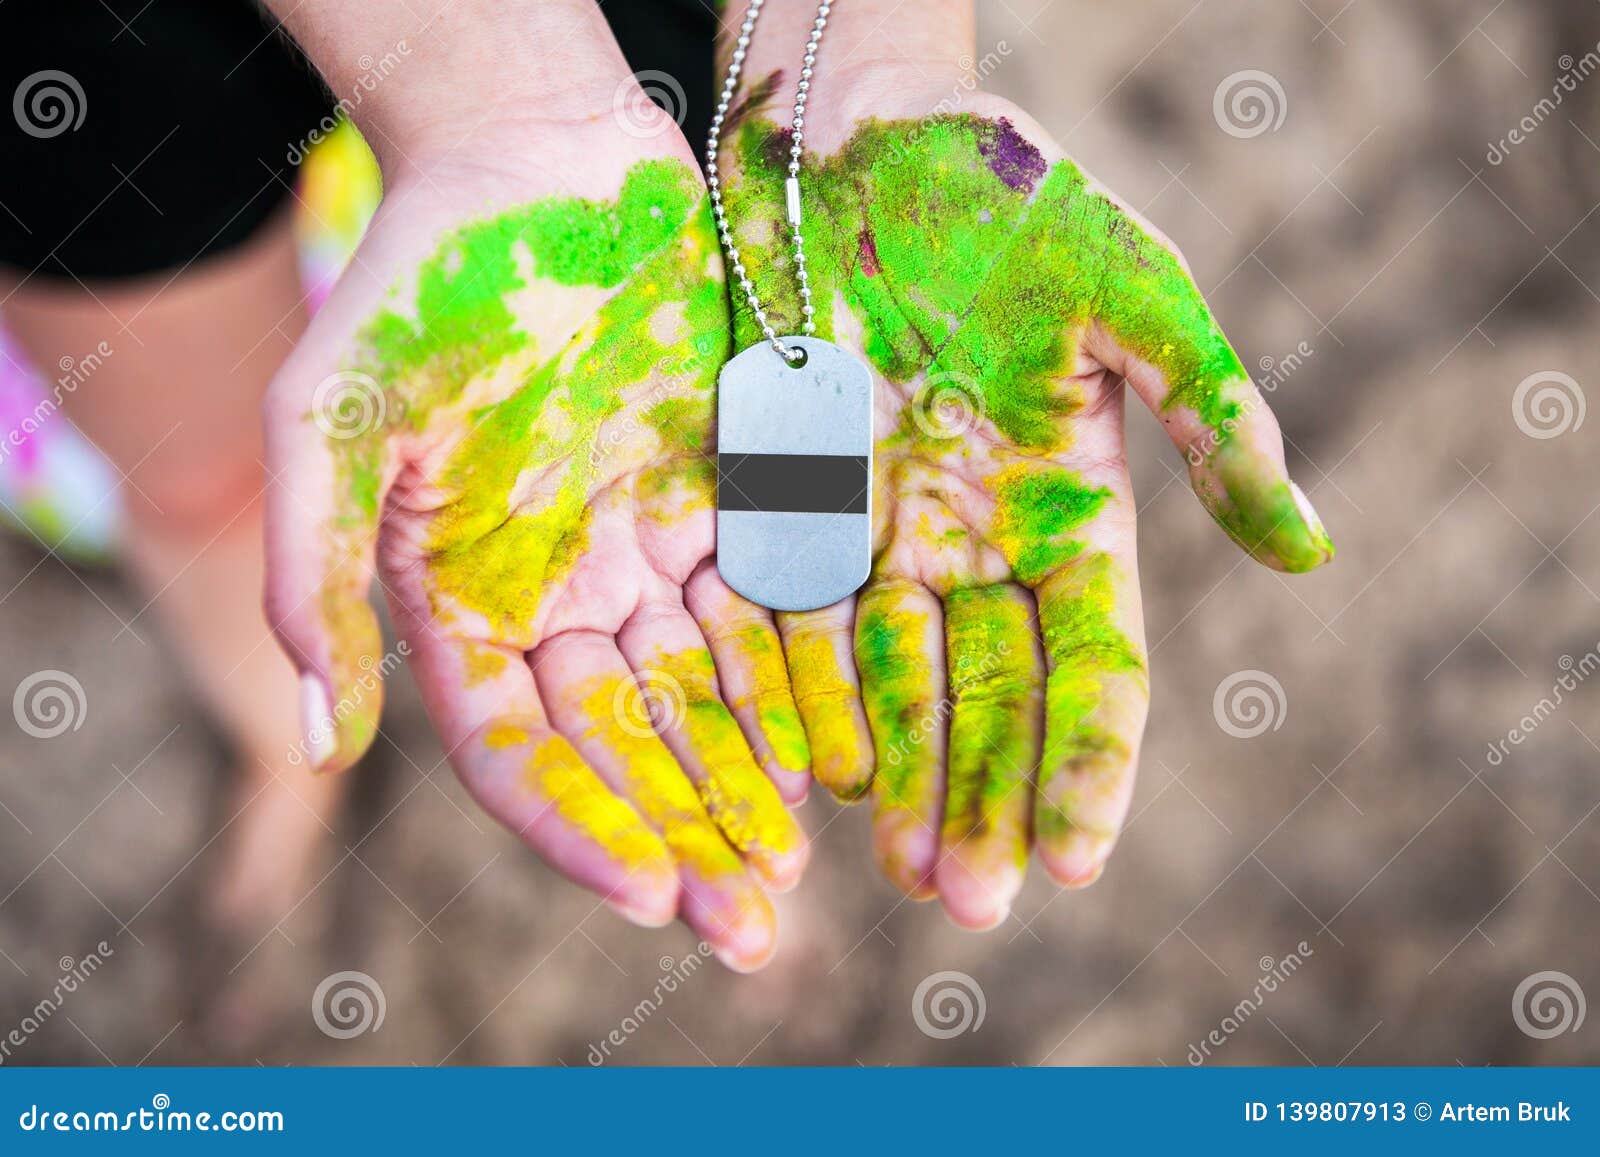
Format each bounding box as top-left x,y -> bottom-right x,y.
1,209 -> 349,989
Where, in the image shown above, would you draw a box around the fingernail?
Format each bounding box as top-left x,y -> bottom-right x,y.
605,897 -> 675,929
769,764 -> 811,806
711,943 -> 768,974
1290,482 -> 1329,548
299,673 -> 337,771
710,923 -> 777,973
759,837 -> 811,894
1267,480 -> 1334,572
947,899 -> 1011,932
1063,861 -> 1105,890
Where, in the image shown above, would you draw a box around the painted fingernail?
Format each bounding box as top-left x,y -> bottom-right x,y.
299,673 -> 338,771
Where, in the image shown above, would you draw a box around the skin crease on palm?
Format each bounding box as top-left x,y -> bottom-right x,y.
263,121 -> 818,973
712,71 -> 1335,931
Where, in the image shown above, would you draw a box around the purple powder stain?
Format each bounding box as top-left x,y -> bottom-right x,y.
978,118 -> 1047,194
763,126 -> 796,169
858,229 -> 880,277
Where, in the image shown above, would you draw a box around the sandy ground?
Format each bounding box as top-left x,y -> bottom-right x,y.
3,0 -> 1600,1065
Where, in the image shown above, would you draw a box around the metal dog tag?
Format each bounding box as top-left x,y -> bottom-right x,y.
716,336 -> 873,612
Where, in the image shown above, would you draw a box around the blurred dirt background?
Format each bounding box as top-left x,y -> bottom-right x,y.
4,0 -> 1600,1066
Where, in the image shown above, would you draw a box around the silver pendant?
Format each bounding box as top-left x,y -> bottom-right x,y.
716,336 -> 873,612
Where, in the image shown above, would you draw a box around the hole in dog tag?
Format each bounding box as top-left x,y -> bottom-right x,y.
716,336 -> 873,612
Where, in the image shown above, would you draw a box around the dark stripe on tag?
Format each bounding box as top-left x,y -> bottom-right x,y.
718,453 -> 869,514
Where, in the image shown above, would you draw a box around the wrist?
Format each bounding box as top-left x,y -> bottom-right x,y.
267,0 -> 651,177
720,0 -> 978,148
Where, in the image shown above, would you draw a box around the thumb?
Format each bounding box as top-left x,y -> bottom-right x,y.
1080,207 -> 1333,573
1113,327 -> 1334,574
263,351 -> 392,774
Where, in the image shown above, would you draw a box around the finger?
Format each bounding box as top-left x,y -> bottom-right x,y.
262,351 -> 390,774
935,584 -> 1043,929
777,601 -> 875,803
1031,551 -> 1149,888
405,630 -> 680,926
683,563 -> 811,804
857,580 -> 946,899
616,601 -> 809,890
1082,210 -> 1332,573
533,630 -> 779,972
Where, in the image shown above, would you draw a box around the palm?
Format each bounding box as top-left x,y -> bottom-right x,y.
266,136 -> 809,970
369,161 -> 725,655
869,363 -> 1122,587
717,92 -> 1331,927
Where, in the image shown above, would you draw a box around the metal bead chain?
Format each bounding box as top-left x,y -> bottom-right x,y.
706,0 -> 832,365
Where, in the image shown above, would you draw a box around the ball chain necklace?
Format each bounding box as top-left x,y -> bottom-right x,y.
707,0 -> 874,613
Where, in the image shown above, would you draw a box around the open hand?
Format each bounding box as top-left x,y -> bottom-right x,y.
264,115 -> 809,971
716,84 -> 1332,928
